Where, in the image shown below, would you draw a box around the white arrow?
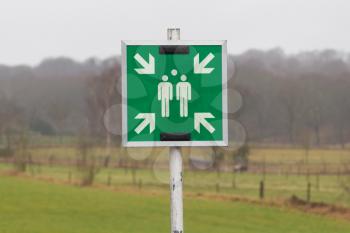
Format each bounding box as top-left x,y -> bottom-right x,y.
194,53 -> 215,74
134,113 -> 155,134
134,53 -> 155,74
194,113 -> 215,134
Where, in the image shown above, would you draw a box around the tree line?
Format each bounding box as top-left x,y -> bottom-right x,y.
0,48 -> 349,148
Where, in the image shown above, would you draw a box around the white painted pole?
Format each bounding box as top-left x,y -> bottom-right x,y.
169,147 -> 183,233
168,28 -> 184,233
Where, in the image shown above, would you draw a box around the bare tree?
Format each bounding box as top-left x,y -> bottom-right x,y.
0,95 -> 25,160
331,76 -> 350,148
232,144 -> 250,172
211,147 -> 225,178
279,79 -> 303,144
85,59 -> 120,158
340,161 -> 350,197
47,100 -> 71,143
75,133 -> 101,186
13,129 -> 31,172
299,129 -> 312,202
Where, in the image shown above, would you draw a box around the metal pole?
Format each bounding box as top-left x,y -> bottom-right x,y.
169,147 -> 183,233
168,28 -> 184,233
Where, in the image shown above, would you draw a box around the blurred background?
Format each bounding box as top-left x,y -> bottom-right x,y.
1,1 -> 350,233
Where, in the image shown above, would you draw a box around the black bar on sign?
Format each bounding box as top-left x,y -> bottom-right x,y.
159,45 -> 189,54
160,133 -> 191,141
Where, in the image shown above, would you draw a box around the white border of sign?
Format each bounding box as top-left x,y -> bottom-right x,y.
121,40 -> 228,147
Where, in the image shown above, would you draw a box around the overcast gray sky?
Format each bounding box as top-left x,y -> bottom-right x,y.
1,0 -> 349,65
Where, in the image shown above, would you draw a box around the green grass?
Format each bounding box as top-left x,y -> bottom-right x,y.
0,175 -> 349,233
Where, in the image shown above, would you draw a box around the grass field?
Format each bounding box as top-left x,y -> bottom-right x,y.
23,146 -> 350,164
1,146 -> 350,209
1,175 -> 350,233
1,162 -> 349,207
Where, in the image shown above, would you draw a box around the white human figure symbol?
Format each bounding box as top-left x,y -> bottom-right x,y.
176,75 -> 191,118
158,75 -> 173,117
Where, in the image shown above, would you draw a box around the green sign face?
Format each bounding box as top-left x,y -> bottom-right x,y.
122,41 -> 228,147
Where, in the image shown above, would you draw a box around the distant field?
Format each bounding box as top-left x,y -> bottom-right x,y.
0,175 -> 349,233
22,146 -> 350,165
1,146 -> 350,207
11,146 -> 349,179
0,162 -> 349,207
249,148 -> 350,164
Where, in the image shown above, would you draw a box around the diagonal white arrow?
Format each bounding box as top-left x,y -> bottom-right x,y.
134,113 -> 155,134
194,113 -> 215,134
194,53 -> 215,74
134,53 -> 155,74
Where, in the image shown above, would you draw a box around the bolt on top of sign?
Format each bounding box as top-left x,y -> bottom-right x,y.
122,41 -> 228,147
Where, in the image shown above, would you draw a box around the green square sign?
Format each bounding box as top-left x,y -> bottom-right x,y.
122,41 -> 228,147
